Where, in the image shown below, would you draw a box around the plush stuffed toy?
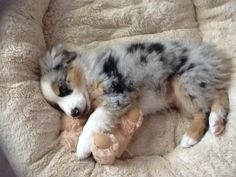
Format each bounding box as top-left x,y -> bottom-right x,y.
60,107 -> 143,165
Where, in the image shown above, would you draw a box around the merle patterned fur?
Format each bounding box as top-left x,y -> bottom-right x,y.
76,41 -> 231,114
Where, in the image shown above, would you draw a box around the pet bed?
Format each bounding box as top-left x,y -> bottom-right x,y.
0,0 -> 236,176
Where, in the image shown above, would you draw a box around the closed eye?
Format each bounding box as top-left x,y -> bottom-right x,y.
59,84 -> 73,97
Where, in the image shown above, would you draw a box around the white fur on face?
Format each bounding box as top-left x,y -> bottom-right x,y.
40,78 -> 58,103
58,89 -> 88,117
41,77 -> 90,117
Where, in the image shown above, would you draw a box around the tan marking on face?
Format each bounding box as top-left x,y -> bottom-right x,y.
89,80 -> 105,107
66,64 -> 106,110
186,112 -> 206,141
52,82 -> 60,96
67,65 -> 85,88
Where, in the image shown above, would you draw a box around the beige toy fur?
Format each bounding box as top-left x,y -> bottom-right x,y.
60,107 -> 143,165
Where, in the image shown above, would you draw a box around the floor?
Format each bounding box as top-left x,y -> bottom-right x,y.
0,148 -> 17,177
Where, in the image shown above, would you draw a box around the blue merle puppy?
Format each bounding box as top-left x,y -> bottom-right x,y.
40,41 -> 231,159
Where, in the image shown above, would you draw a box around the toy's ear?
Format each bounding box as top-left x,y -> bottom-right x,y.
51,44 -> 77,71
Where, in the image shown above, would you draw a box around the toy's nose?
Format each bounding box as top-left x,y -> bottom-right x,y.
71,108 -> 80,117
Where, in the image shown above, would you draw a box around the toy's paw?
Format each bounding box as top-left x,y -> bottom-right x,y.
76,135 -> 91,160
181,133 -> 198,148
61,131 -> 80,152
91,132 -> 119,165
209,112 -> 225,136
120,108 -> 143,136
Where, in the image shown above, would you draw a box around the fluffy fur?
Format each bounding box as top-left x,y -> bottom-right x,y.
40,41 -> 232,159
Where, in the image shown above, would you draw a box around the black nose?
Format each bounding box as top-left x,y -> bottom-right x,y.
71,108 -> 80,117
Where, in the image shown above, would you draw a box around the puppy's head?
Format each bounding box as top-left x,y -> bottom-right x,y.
40,44 -> 90,118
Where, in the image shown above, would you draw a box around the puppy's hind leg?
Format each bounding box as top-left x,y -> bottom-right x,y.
172,78 -> 208,148
209,90 -> 229,135
181,112 -> 207,148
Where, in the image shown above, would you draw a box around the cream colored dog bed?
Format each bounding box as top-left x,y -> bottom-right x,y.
1,0 -> 236,177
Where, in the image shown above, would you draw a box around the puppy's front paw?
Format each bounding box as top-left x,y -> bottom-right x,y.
209,112 -> 225,136
181,133 -> 198,148
76,136 -> 91,160
76,148 -> 90,160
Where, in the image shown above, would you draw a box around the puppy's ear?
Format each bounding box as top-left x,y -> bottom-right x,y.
90,50 -> 112,71
40,44 -> 78,75
51,44 -> 77,71
98,50 -> 111,61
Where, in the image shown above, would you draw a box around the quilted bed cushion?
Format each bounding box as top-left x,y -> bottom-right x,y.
0,0 -> 236,177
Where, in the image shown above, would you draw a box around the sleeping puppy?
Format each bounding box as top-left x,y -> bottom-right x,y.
40,41 -> 231,160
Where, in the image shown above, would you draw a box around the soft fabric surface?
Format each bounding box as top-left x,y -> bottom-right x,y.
0,0 -> 236,177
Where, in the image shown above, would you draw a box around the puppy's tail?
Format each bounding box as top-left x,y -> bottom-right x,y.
209,90 -> 229,135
